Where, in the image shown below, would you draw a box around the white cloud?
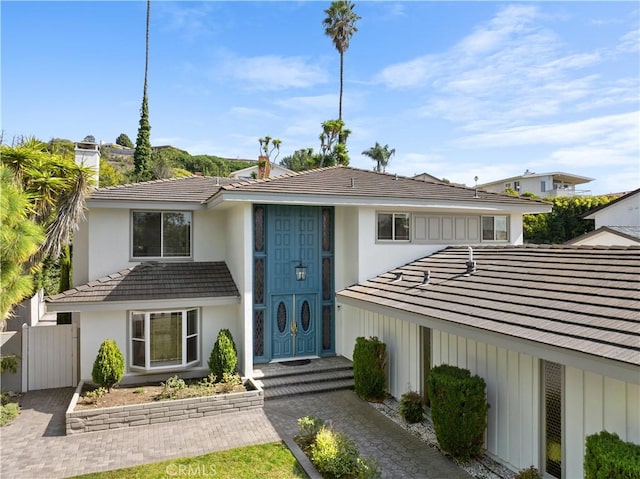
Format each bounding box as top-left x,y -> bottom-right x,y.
617,27 -> 640,53
218,54 -> 328,91
274,94 -> 337,113
458,111 -> 639,148
229,106 -> 278,119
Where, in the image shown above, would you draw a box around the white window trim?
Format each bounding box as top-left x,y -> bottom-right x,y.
130,210 -> 193,261
481,215 -> 510,242
376,212 -> 411,242
129,308 -> 200,372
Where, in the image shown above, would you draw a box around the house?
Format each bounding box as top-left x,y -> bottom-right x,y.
569,188 -> 640,246
43,163 -> 639,476
337,245 -> 640,477
478,170 -> 594,198
228,162 -> 294,180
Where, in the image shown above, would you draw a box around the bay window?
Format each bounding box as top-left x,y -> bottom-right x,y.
132,211 -> 192,258
130,309 -> 199,370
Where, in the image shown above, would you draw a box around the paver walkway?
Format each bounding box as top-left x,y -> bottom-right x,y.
0,387 -> 471,479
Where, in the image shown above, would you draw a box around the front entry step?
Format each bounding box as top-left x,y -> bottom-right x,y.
253,356 -> 354,400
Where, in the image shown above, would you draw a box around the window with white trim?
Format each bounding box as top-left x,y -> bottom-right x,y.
377,212 -> 410,241
130,309 -> 199,370
132,211 -> 192,258
482,215 -> 509,241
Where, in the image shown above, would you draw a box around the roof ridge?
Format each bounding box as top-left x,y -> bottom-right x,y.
94,174 -> 214,192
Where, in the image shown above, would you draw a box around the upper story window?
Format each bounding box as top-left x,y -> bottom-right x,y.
482,215 -> 508,241
132,211 -> 192,259
377,212 -> 410,241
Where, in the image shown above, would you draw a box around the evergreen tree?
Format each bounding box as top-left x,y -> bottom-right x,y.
134,0 -> 152,182
115,133 -> 134,148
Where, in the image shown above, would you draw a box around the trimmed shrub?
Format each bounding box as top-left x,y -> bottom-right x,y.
353,336 -> 387,401
208,329 -> 238,381
426,364 -> 488,460
400,390 -> 424,423
91,339 -> 124,391
310,426 -> 360,478
0,402 -> 20,427
584,430 -> 640,479
515,466 -> 541,479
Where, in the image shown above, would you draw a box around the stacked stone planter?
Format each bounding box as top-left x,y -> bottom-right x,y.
66,378 -> 263,435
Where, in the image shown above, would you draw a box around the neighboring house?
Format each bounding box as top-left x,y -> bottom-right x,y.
337,245 -> 639,478
228,163 -> 294,179
478,170 -> 594,198
569,188 -> 640,246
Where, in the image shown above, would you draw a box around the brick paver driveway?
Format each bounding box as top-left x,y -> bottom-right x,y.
0,387 -> 471,479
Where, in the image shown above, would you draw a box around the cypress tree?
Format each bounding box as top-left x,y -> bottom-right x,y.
134,0 -> 152,182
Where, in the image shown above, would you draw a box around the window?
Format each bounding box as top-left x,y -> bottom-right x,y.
540,181 -> 547,192
130,309 -> 199,370
482,216 -> 508,241
514,181 -> 520,192
132,211 -> 192,258
377,213 -> 410,241
543,360 -> 563,478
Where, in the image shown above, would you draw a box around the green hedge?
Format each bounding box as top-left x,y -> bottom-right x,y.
352,337 -> 387,401
426,364 -> 487,460
584,431 -> 640,479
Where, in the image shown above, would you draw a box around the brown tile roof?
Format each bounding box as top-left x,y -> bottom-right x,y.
88,176 -> 236,204
337,245 -> 640,366
46,262 -> 239,305
89,167 -> 549,209
221,166 -> 549,207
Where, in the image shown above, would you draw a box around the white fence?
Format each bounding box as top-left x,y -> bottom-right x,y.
22,323 -> 78,391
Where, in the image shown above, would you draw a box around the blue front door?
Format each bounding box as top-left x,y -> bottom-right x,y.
252,204 -> 334,363
269,205 -> 319,359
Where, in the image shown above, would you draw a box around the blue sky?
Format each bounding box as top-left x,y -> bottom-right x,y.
2,1 -> 638,194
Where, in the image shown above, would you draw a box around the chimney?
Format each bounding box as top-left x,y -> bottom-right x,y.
75,139 -> 100,187
257,155 -> 270,179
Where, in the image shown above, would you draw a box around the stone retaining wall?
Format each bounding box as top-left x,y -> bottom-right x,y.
66,379 -> 263,435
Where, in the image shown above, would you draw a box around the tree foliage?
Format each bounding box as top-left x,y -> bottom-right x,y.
323,1 -> 360,121
99,158 -> 124,187
115,133 -> 134,148
91,339 -> 125,391
280,148 -> 319,172
362,142 -> 395,173
134,0 -> 152,182
523,195 -> 616,244
319,119 -> 350,167
208,329 -> 238,381
0,165 -> 45,320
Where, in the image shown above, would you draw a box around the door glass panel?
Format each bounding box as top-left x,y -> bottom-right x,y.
277,302 -> 287,333
301,301 -> 311,331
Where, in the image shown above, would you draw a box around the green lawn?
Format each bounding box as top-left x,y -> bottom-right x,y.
71,442 -> 308,479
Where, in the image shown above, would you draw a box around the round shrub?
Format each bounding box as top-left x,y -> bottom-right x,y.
400,391 -> 424,423
91,339 -> 124,391
353,336 -> 387,401
208,329 -> 238,381
427,364 -> 488,460
310,426 -> 360,478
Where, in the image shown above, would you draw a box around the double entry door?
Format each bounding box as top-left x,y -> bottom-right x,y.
268,205 -> 320,360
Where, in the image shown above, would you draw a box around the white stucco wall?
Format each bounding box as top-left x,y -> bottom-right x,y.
571,231 -> 640,246
591,193 -> 640,228
79,304 -> 239,383
224,203 -> 253,376
334,206 -> 360,291
193,209 -> 227,261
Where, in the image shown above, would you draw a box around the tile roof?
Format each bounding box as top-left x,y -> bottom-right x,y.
88,167 -> 549,208
88,176 -> 236,203
609,226 -> 640,239
337,245 -> 640,366
46,262 -> 239,304
220,166 -> 549,207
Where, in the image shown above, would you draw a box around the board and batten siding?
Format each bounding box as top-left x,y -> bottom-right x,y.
338,305 -> 422,397
432,330 -> 539,470
564,367 -> 640,476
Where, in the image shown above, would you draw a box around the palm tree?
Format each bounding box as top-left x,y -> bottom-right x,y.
323,1 -> 360,121
362,142 -> 395,173
134,0 -> 152,181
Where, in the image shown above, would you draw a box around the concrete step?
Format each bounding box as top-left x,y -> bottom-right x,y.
256,368 -> 354,389
264,378 -> 354,400
253,356 -> 354,400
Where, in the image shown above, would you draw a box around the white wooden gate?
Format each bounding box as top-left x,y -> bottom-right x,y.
23,323 -> 78,390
